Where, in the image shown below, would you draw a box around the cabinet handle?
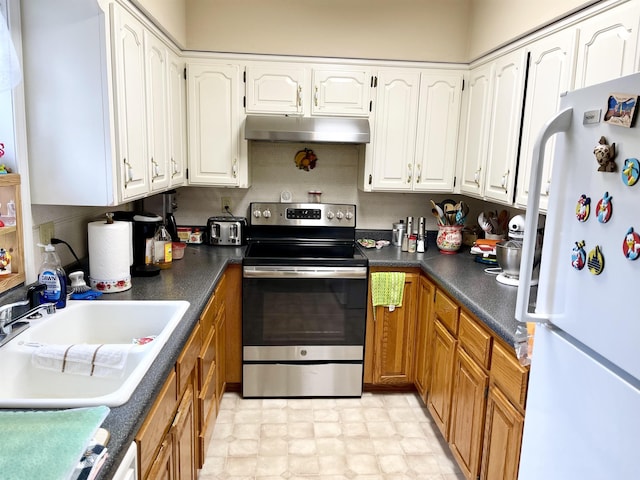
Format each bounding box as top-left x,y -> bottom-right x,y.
151,157 -> 159,180
501,170 -> 510,191
232,158 -> 238,178
416,164 -> 421,184
170,158 -> 178,178
297,85 -> 303,109
123,158 -> 134,187
474,168 -> 481,186
314,85 -> 318,107
407,163 -> 412,184
545,178 -> 551,195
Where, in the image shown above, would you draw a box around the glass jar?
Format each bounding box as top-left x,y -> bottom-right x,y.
153,224 -> 173,269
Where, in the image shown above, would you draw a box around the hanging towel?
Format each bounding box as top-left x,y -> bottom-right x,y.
31,343 -> 132,378
371,272 -> 406,312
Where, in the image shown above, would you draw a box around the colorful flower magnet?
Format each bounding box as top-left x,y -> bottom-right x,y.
587,245 -> 605,275
596,192 -> 613,223
622,227 -> 640,260
571,240 -> 586,270
622,158 -> 639,186
575,194 -> 591,222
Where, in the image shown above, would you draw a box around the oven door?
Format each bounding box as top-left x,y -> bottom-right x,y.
242,265 -> 367,351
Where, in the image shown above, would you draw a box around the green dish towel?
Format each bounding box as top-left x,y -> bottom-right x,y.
371,272 -> 406,309
0,405 -> 109,480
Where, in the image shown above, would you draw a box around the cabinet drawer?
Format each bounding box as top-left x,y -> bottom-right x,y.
491,341 -> 529,410
435,289 -> 459,334
199,325 -> 216,389
177,323 -> 201,395
136,369 -> 178,479
199,364 -> 218,430
459,312 -> 492,369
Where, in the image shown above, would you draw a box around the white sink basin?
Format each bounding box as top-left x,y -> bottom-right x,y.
0,300 -> 189,408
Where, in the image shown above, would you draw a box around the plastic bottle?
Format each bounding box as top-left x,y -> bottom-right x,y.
153,224 -> 172,269
37,243 -> 67,308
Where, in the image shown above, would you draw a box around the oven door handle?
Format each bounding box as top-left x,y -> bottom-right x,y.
243,266 -> 367,279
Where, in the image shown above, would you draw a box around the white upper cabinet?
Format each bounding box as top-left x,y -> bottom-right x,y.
516,29 -> 576,211
168,52 -> 187,188
367,69 -> 421,191
245,63 -> 372,117
245,64 -> 307,115
414,72 -> 464,192
311,67 -> 372,117
574,1 -> 640,89
187,62 -> 249,187
459,49 -> 527,204
362,68 -> 463,192
144,30 -> 170,192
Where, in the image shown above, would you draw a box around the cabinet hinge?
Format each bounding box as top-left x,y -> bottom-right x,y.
368,174 -> 372,185
183,67 -> 186,80
243,70 -> 246,83
369,100 -> 372,112
461,79 -> 464,91
243,96 -> 246,108
374,76 -> 378,88
185,168 -> 189,180
453,176 -> 457,187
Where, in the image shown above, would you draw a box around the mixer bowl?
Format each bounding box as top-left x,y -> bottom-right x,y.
495,239 -> 542,279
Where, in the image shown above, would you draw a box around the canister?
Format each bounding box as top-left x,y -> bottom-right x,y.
392,221 -> 405,246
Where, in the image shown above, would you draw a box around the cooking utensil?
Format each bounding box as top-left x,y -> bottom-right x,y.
431,200 -> 446,225
478,212 -> 493,233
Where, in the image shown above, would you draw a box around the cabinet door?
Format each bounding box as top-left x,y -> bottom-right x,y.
483,49 -> 528,204
168,51 -> 187,188
112,6 -> 149,201
459,63 -> 493,198
414,71 -> 463,192
311,67 -> 371,117
449,347 -> 489,480
146,437 -> 174,480
245,64 -> 306,115
369,70 -> 421,191
214,305 -> 226,411
172,382 -> 197,480
414,275 -> 435,400
516,29 -> 576,211
427,319 -> 457,439
574,2 -> 640,89
372,272 -> 418,384
187,62 -> 246,186
145,31 -> 170,192
480,386 -> 524,480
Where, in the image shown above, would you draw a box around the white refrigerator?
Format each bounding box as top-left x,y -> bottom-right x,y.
516,72 -> 640,479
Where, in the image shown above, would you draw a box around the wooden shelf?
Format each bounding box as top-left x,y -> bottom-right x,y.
0,174 -> 25,294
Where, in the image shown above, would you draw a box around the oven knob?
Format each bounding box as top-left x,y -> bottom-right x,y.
262,209 -> 272,218
253,210 -> 261,218
345,211 -> 353,220
326,211 -> 335,220
300,349 -> 307,357
336,211 -> 344,220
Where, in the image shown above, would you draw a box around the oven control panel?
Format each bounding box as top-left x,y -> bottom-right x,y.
249,202 -> 356,227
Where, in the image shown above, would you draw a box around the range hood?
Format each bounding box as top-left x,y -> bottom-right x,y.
245,115 -> 370,144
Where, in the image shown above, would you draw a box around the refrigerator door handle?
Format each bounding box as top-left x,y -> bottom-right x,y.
516,107 -> 573,324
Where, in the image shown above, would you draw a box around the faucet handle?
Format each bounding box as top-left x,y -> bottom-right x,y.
27,284 -> 46,309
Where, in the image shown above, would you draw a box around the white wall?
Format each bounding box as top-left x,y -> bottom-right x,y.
164,142 -> 510,234
185,0 -> 471,63
132,0 -> 188,48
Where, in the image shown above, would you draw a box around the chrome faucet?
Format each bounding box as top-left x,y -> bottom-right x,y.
0,284 -> 57,346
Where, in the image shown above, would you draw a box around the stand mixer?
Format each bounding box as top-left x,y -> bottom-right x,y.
495,214 -> 543,286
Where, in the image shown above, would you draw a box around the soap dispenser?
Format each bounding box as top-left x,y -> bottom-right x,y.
37,243 -> 67,308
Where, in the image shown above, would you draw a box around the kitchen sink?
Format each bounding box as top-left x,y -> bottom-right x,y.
0,300 -> 189,408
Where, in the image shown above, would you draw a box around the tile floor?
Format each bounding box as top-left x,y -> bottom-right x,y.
198,391 -> 465,480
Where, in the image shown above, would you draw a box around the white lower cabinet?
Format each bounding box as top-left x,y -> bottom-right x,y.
186,62 -> 249,187
362,68 -> 463,192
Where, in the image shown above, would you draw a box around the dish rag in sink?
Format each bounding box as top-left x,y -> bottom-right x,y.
31,343 -> 133,377
371,272 -> 406,318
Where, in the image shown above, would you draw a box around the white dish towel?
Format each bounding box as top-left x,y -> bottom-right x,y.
31,343 -> 133,377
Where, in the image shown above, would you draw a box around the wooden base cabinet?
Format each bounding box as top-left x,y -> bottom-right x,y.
365,269 -> 419,386
414,276 -> 435,399
427,319 -> 457,438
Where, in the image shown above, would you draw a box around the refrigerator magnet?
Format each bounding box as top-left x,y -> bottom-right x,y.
571,241 -> 586,270
576,194 -> 591,222
621,158 -> 639,186
622,227 -> 640,260
587,245 -> 605,275
596,192 -> 613,223
594,136 -> 617,172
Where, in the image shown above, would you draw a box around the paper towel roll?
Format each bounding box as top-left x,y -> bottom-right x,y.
88,220 -> 132,293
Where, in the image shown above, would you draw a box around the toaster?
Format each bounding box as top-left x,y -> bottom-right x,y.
206,216 -> 246,245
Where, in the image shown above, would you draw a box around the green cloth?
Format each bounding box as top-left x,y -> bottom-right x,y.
0,405 -> 109,480
371,272 -> 406,307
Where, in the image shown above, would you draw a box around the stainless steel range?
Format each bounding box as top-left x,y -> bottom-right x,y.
242,202 -> 368,398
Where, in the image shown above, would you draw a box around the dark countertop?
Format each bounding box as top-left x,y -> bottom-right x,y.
2,235 -> 526,479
